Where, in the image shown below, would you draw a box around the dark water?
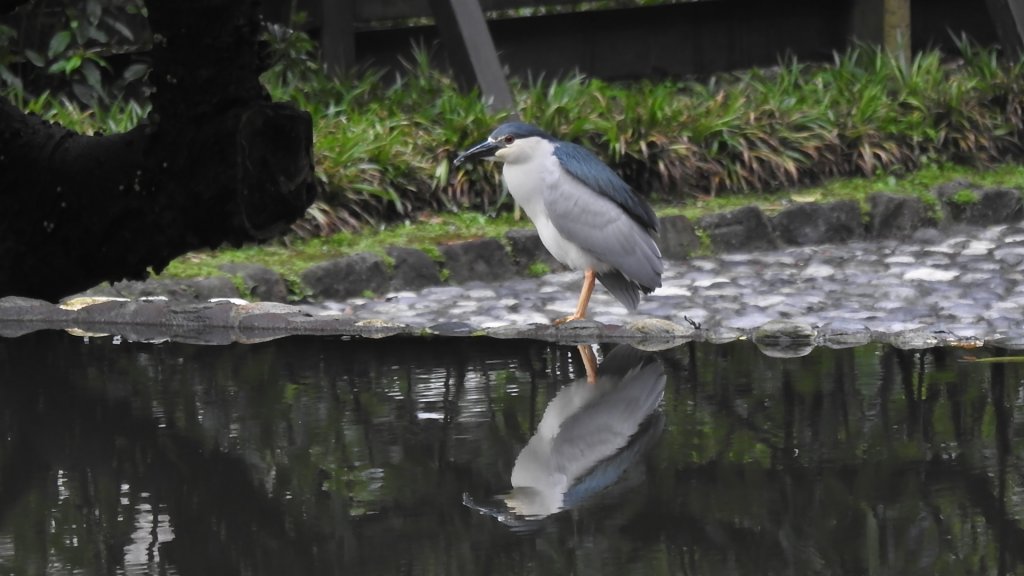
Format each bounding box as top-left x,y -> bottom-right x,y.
1,331 -> 1023,576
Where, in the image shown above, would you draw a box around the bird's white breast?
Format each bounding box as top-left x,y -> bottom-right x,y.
501,139 -> 605,271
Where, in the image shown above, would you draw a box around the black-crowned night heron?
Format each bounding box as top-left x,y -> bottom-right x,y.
454,122 -> 663,324
463,345 -> 665,523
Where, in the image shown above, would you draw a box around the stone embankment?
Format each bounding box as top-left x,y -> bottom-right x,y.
2,181 -> 1024,352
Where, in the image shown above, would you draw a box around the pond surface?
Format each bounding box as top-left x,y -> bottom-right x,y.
1,331 -> 1023,576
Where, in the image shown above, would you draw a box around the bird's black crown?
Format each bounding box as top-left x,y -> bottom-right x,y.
489,122 -> 555,142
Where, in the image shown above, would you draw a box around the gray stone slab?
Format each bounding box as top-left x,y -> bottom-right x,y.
772,200 -> 864,246
219,263 -> 289,302
440,238 -> 516,284
301,252 -> 390,300
505,228 -> 566,273
696,206 -> 780,252
868,193 -> 936,238
658,215 -> 702,260
387,246 -> 442,290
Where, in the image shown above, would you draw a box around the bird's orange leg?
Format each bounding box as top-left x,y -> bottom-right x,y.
554,268 -> 596,325
577,344 -> 598,384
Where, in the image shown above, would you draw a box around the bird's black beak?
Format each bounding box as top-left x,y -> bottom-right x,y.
454,139 -> 501,167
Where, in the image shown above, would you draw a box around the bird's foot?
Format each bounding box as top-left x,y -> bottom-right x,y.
683,315 -> 702,330
553,314 -> 585,326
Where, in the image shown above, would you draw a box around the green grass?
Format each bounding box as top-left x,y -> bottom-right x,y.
270,39 -> 1024,232
160,210 -> 528,287
527,261 -> 551,277
12,38 -> 1024,235
661,162 -> 1024,220
950,189 -> 979,205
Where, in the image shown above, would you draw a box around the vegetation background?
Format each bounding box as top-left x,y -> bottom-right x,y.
5,0 -> 1024,285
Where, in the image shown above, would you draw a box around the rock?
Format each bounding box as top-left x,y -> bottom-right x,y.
219,263 -> 289,302
0,296 -> 73,322
301,252 -> 390,301
658,215 -> 702,260
724,312 -> 776,331
910,227 -> 944,244
867,193 -> 936,238
625,318 -> 697,349
387,246 -> 442,290
231,302 -> 311,342
886,328 -> 942,349
552,319 -> 605,342
352,318 -> 413,338
817,320 -> 873,348
936,185 -> 1023,226
752,319 -> 817,343
625,317 -> 697,338
233,301 -> 305,319
902,267 -> 959,282
752,319 -> 817,358
486,323 -> 556,340
72,299 -> 171,326
772,200 -> 864,246
696,206 -> 779,253
504,229 -> 565,274
428,321 -> 478,336
86,277 -> 241,302
439,238 -> 516,284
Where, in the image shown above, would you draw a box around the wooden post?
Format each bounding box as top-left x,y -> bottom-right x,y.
849,0 -> 910,66
985,0 -> 1024,59
428,0 -> 515,113
322,0 -> 355,77
883,0 -> 910,68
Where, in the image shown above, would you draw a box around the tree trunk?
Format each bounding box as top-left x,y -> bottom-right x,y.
0,0 -> 318,302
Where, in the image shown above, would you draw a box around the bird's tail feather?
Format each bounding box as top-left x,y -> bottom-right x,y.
597,270 -> 641,311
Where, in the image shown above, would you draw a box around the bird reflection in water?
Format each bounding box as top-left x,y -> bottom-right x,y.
465,344 -> 665,527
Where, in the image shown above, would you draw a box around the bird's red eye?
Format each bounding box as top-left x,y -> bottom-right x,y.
503,135 -> 515,145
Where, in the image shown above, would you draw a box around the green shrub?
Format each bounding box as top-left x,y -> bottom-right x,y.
11,28 -> 1024,236
950,189 -> 978,205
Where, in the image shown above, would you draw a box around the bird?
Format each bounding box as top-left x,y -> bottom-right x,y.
454,122 -> 662,324
500,345 -> 665,519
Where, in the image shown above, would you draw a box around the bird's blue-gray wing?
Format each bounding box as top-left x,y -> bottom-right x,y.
550,362 -> 666,469
552,141 -> 658,233
542,168 -> 663,300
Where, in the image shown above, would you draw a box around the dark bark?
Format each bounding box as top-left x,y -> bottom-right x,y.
0,0 -> 318,302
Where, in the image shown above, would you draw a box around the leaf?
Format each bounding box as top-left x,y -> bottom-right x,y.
119,62 -> 148,84
85,0 -> 102,25
88,26 -> 109,43
71,81 -> 96,106
73,20 -> 90,45
47,60 -> 68,74
107,16 -> 135,42
65,54 -> 83,74
80,60 -> 102,92
0,65 -> 22,93
47,30 -> 72,59
24,49 -> 45,67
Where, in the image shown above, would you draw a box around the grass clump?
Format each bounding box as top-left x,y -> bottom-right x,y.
261,37 -> 1024,234
13,32 -> 1024,288
950,189 -> 979,205
527,262 -> 551,277
15,35 -> 1024,236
